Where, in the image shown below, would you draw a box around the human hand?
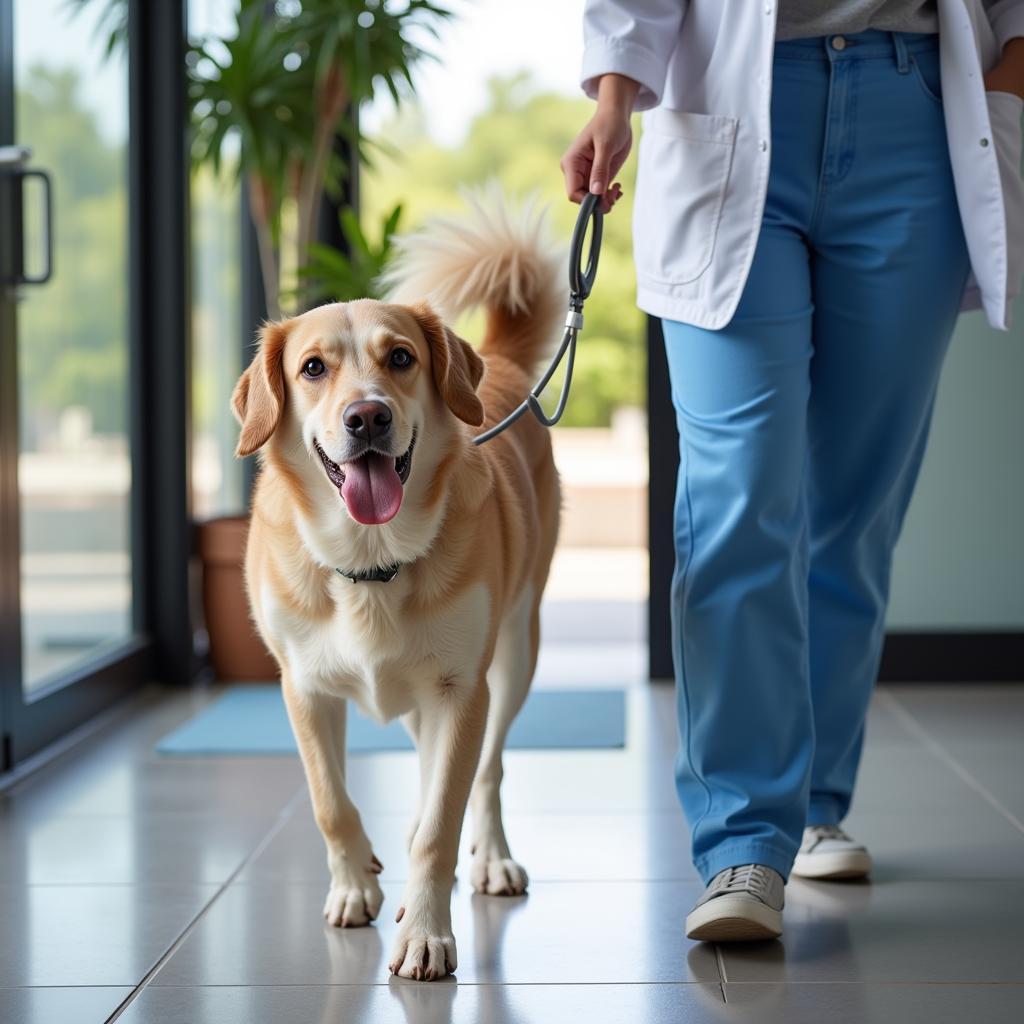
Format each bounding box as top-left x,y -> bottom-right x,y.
984,37 -> 1024,100
560,74 -> 639,213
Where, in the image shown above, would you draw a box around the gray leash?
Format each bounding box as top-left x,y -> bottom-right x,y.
473,192 -> 604,446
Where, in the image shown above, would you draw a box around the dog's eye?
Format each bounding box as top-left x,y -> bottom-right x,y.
302,357 -> 325,379
390,347 -> 414,369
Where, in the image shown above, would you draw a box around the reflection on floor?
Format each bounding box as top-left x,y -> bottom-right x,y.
1,673 -> 1022,1023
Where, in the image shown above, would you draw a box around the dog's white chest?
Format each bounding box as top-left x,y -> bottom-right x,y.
261,580 -> 491,723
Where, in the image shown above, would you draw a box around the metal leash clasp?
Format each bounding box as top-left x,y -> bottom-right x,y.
473,192 -> 603,446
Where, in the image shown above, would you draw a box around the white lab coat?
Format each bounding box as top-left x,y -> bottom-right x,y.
581,0 -> 1024,330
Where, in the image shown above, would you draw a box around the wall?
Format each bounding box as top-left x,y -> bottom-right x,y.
888,295 -> 1024,629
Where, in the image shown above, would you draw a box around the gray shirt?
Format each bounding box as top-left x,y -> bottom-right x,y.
776,0 -> 940,40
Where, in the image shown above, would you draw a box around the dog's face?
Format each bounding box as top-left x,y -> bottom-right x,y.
232,299 -> 485,526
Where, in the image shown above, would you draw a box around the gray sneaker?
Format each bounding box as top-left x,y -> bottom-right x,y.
686,863 -> 785,942
792,825 -> 872,880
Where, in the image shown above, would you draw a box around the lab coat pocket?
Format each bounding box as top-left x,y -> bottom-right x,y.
986,90 -> 1024,302
633,109 -> 738,286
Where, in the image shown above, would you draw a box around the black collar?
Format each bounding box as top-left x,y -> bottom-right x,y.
335,563 -> 401,584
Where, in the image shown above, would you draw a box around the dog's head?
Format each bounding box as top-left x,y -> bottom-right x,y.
232,299 -> 484,527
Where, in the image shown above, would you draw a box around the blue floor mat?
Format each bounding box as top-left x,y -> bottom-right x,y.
157,685 -> 626,755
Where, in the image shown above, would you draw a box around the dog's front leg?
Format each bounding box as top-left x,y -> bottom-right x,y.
389,675 -> 488,981
282,673 -> 384,927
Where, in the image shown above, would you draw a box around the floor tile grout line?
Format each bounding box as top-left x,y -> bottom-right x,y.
878,690 -> 1024,837
1,985 -> 135,990
133,981 -> 730,990
134,978 -> 729,987
90,980 -> 1024,989
229,877 -> 706,886
103,784 -> 308,1024
142,873 -> 1024,888
716,981 -> 1024,987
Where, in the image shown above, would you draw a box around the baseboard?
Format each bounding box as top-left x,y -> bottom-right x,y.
648,631 -> 1024,684
878,631 -> 1024,682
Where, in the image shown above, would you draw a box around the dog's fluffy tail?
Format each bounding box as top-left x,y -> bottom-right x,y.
379,184 -> 565,374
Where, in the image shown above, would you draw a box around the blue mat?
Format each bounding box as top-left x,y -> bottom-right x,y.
157,685 -> 625,755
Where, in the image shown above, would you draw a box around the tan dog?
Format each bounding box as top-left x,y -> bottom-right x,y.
231,195 -> 563,981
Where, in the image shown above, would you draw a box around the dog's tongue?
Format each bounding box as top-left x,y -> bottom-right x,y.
341,452 -> 403,525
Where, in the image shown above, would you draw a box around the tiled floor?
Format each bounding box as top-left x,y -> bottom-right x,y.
1,674 -> 1022,1023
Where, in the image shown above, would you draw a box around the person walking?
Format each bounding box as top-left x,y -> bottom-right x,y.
562,0 -> 1024,942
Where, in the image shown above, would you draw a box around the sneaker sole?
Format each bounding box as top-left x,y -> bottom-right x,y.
685,895 -> 782,942
791,849 -> 872,880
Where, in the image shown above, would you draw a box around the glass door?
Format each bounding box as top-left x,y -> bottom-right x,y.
1,0 -> 146,768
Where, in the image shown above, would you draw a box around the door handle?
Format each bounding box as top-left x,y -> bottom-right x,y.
0,147 -> 54,286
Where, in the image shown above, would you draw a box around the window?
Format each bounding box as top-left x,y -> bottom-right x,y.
189,0 -> 244,520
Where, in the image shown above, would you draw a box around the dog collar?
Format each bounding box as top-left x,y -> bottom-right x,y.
335,564 -> 401,584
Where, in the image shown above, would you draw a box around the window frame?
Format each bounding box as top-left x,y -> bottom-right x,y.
0,0 -> 192,770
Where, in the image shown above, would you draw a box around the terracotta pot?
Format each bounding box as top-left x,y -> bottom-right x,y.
195,515 -> 278,682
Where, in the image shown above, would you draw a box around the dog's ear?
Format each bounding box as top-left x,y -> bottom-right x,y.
410,304 -> 485,427
232,320 -> 290,456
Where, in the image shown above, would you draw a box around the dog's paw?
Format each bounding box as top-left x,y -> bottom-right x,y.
470,854 -> 529,896
388,924 -> 457,981
323,870 -> 384,928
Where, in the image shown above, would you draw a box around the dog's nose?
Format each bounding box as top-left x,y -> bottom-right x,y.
343,400 -> 392,443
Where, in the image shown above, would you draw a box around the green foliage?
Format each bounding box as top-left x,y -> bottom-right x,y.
185,0 -> 452,187
285,0 -> 453,106
185,0 -> 452,316
295,203 -> 403,303
556,336 -> 644,428
188,4 -> 314,196
363,73 -> 645,427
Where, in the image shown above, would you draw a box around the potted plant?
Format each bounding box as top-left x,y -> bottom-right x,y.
189,0 -> 449,679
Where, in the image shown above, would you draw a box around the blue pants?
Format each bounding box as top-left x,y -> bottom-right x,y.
662,31 -> 971,884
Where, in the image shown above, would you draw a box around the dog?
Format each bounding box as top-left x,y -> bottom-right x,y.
231,193 -> 563,981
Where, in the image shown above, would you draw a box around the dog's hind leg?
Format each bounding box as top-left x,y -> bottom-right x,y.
282,673 -> 384,927
468,585 -> 536,896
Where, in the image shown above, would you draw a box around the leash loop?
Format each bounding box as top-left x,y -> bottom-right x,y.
569,191 -> 603,300
473,192 -> 603,446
